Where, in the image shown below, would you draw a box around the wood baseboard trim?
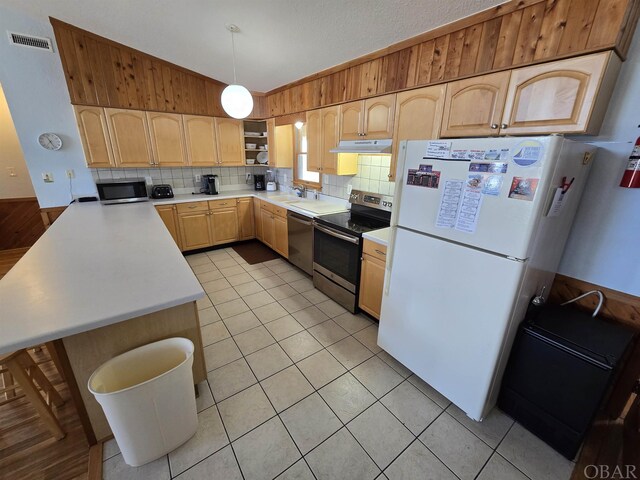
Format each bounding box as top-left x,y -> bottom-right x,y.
87,441 -> 103,480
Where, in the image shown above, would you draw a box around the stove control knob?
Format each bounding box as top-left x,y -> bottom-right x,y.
388,202 -> 392,208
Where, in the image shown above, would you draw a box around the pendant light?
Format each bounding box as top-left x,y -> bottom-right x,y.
221,24 -> 253,119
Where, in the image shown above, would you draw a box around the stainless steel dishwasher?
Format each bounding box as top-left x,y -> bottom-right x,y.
287,211 -> 313,275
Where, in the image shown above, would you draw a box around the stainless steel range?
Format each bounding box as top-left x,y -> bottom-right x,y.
313,190 -> 392,313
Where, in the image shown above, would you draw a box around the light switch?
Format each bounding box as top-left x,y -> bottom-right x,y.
42,172 -> 54,183
6,167 -> 16,177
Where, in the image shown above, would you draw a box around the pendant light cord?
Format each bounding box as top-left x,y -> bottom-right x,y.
230,30 -> 238,84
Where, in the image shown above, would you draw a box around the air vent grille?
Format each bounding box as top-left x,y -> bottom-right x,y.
7,31 -> 53,51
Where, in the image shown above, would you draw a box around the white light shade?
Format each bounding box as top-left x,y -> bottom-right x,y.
294,121 -> 304,130
221,84 -> 253,119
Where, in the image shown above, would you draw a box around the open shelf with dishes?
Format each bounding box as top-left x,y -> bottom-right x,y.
243,120 -> 269,166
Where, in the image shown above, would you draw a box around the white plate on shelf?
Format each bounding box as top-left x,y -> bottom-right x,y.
256,151 -> 268,164
245,132 -> 260,137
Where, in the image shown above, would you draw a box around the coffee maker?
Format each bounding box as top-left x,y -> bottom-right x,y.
254,174 -> 265,191
201,174 -> 219,195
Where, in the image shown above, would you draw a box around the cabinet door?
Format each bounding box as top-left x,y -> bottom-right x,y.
440,71 -> 510,138
390,85 -> 446,181
261,209 -> 275,248
105,108 -> 154,167
363,94 -> 395,139
179,212 -> 212,251
358,253 -> 386,319
155,205 -> 182,250
237,198 -> 255,240
501,52 -> 612,135
183,115 -> 218,166
320,106 -> 340,175
340,101 -> 364,140
306,109 -> 322,172
74,106 -> 115,168
147,112 -> 188,167
215,117 -> 244,166
273,124 -> 294,168
254,199 -> 263,241
211,207 -> 239,245
273,214 -> 288,258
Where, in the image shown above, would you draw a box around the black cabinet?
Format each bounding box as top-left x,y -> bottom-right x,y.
498,304 -> 635,459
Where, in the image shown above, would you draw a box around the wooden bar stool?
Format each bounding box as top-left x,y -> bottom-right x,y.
0,349 -> 66,440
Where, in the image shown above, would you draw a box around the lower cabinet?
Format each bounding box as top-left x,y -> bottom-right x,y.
358,240 -> 387,319
156,197 -> 288,256
273,214 -> 288,258
176,202 -> 212,251
155,204 -> 182,250
237,198 -> 255,240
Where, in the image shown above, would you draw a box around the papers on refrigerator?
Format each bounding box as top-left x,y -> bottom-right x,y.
425,141 -> 452,159
436,180 -> 464,228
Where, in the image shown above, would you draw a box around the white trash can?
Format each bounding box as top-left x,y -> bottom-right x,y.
88,337 -> 198,467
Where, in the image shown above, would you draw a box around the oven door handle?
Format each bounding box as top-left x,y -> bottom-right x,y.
314,223 -> 360,245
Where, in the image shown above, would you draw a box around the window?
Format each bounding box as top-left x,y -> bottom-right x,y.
293,124 -> 321,188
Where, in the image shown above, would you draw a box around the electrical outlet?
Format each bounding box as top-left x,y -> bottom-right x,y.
66,169 -> 75,179
42,172 -> 54,183
194,174 -> 201,184
246,173 -> 252,181
6,167 -> 16,177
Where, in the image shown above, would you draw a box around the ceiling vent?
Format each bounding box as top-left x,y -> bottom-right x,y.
7,31 -> 54,52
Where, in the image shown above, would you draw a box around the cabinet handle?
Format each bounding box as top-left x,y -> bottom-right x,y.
188,205 -> 197,209
375,249 -> 386,256
387,173 -> 392,179
490,124 -> 499,129
501,123 -> 508,129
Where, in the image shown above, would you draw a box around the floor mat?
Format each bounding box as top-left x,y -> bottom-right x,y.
232,240 -> 280,265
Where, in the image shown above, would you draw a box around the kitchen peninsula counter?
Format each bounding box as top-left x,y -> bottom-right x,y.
0,201 -> 206,443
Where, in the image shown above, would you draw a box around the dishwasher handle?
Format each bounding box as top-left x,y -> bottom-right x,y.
288,212 -> 313,226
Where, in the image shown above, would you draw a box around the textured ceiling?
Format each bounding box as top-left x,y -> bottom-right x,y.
2,0 -> 505,92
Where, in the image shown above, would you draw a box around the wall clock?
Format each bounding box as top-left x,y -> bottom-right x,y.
38,132 -> 63,151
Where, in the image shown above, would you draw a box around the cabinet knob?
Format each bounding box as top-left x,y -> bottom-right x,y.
501,123 -> 508,129
387,173 -> 392,179
490,124 -> 499,129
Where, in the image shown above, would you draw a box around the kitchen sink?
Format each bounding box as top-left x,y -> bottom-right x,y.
266,195 -> 304,202
288,201 -> 344,214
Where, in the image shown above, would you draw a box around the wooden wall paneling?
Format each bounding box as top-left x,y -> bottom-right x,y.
493,10 -> 524,68
587,0 -> 630,49
54,26 -> 86,104
161,65 -> 175,112
71,31 -> 97,105
416,39 -> 436,84
119,50 -> 139,108
444,30 -> 466,79
459,24 -> 483,76
85,36 -> 110,105
96,43 -> 118,106
359,59 -> 382,97
142,58 -> 159,111
431,35 -> 450,82
380,51 -> 399,93
402,45 -> 421,89
556,0 -> 599,55
0,198 -> 46,250
131,52 -> 149,109
475,17 -> 502,72
171,68 -> 184,112
513,2 -> 547,65
533,0 -> 572,60
108,46 -> 129,107
616,0 -> 640,58
346,64 -> 362,101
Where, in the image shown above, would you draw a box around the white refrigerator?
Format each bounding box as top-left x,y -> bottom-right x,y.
378,136 -> 596,421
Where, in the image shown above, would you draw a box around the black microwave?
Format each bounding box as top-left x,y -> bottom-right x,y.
96,178 -> 149,205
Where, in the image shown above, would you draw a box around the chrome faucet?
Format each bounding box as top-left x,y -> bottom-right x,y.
293,184 -> 306,198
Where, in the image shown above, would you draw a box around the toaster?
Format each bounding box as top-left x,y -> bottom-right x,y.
151,184 -> 174,199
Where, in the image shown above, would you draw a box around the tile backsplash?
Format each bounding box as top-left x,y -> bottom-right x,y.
321,155 -> 395,199
91,166 -> 292,194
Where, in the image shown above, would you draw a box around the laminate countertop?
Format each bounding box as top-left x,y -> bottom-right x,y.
362,227 -> 391,246
0,202 -> 204,355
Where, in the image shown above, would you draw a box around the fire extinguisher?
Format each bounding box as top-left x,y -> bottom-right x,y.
620,136 -> 640,188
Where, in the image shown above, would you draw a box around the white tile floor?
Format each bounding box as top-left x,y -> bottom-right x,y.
102,247 -> 576,480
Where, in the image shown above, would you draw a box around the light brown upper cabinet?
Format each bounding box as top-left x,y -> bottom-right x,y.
105,108 -> 154,167
306,109 -> 322,172
183,115 -> 218,166
500,52 -> 620,135
390,85 -> 446,181
268,119 -> 294,168
237,197 -> 255,241
340,94 -> 396,140
74,106 -> 115,168
214,117 -> 244,166
320,106 -> 340,174
146,112 -> 188,167
440,72 -> 511,138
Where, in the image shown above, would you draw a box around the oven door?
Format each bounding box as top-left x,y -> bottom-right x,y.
313,222 -> 361,288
